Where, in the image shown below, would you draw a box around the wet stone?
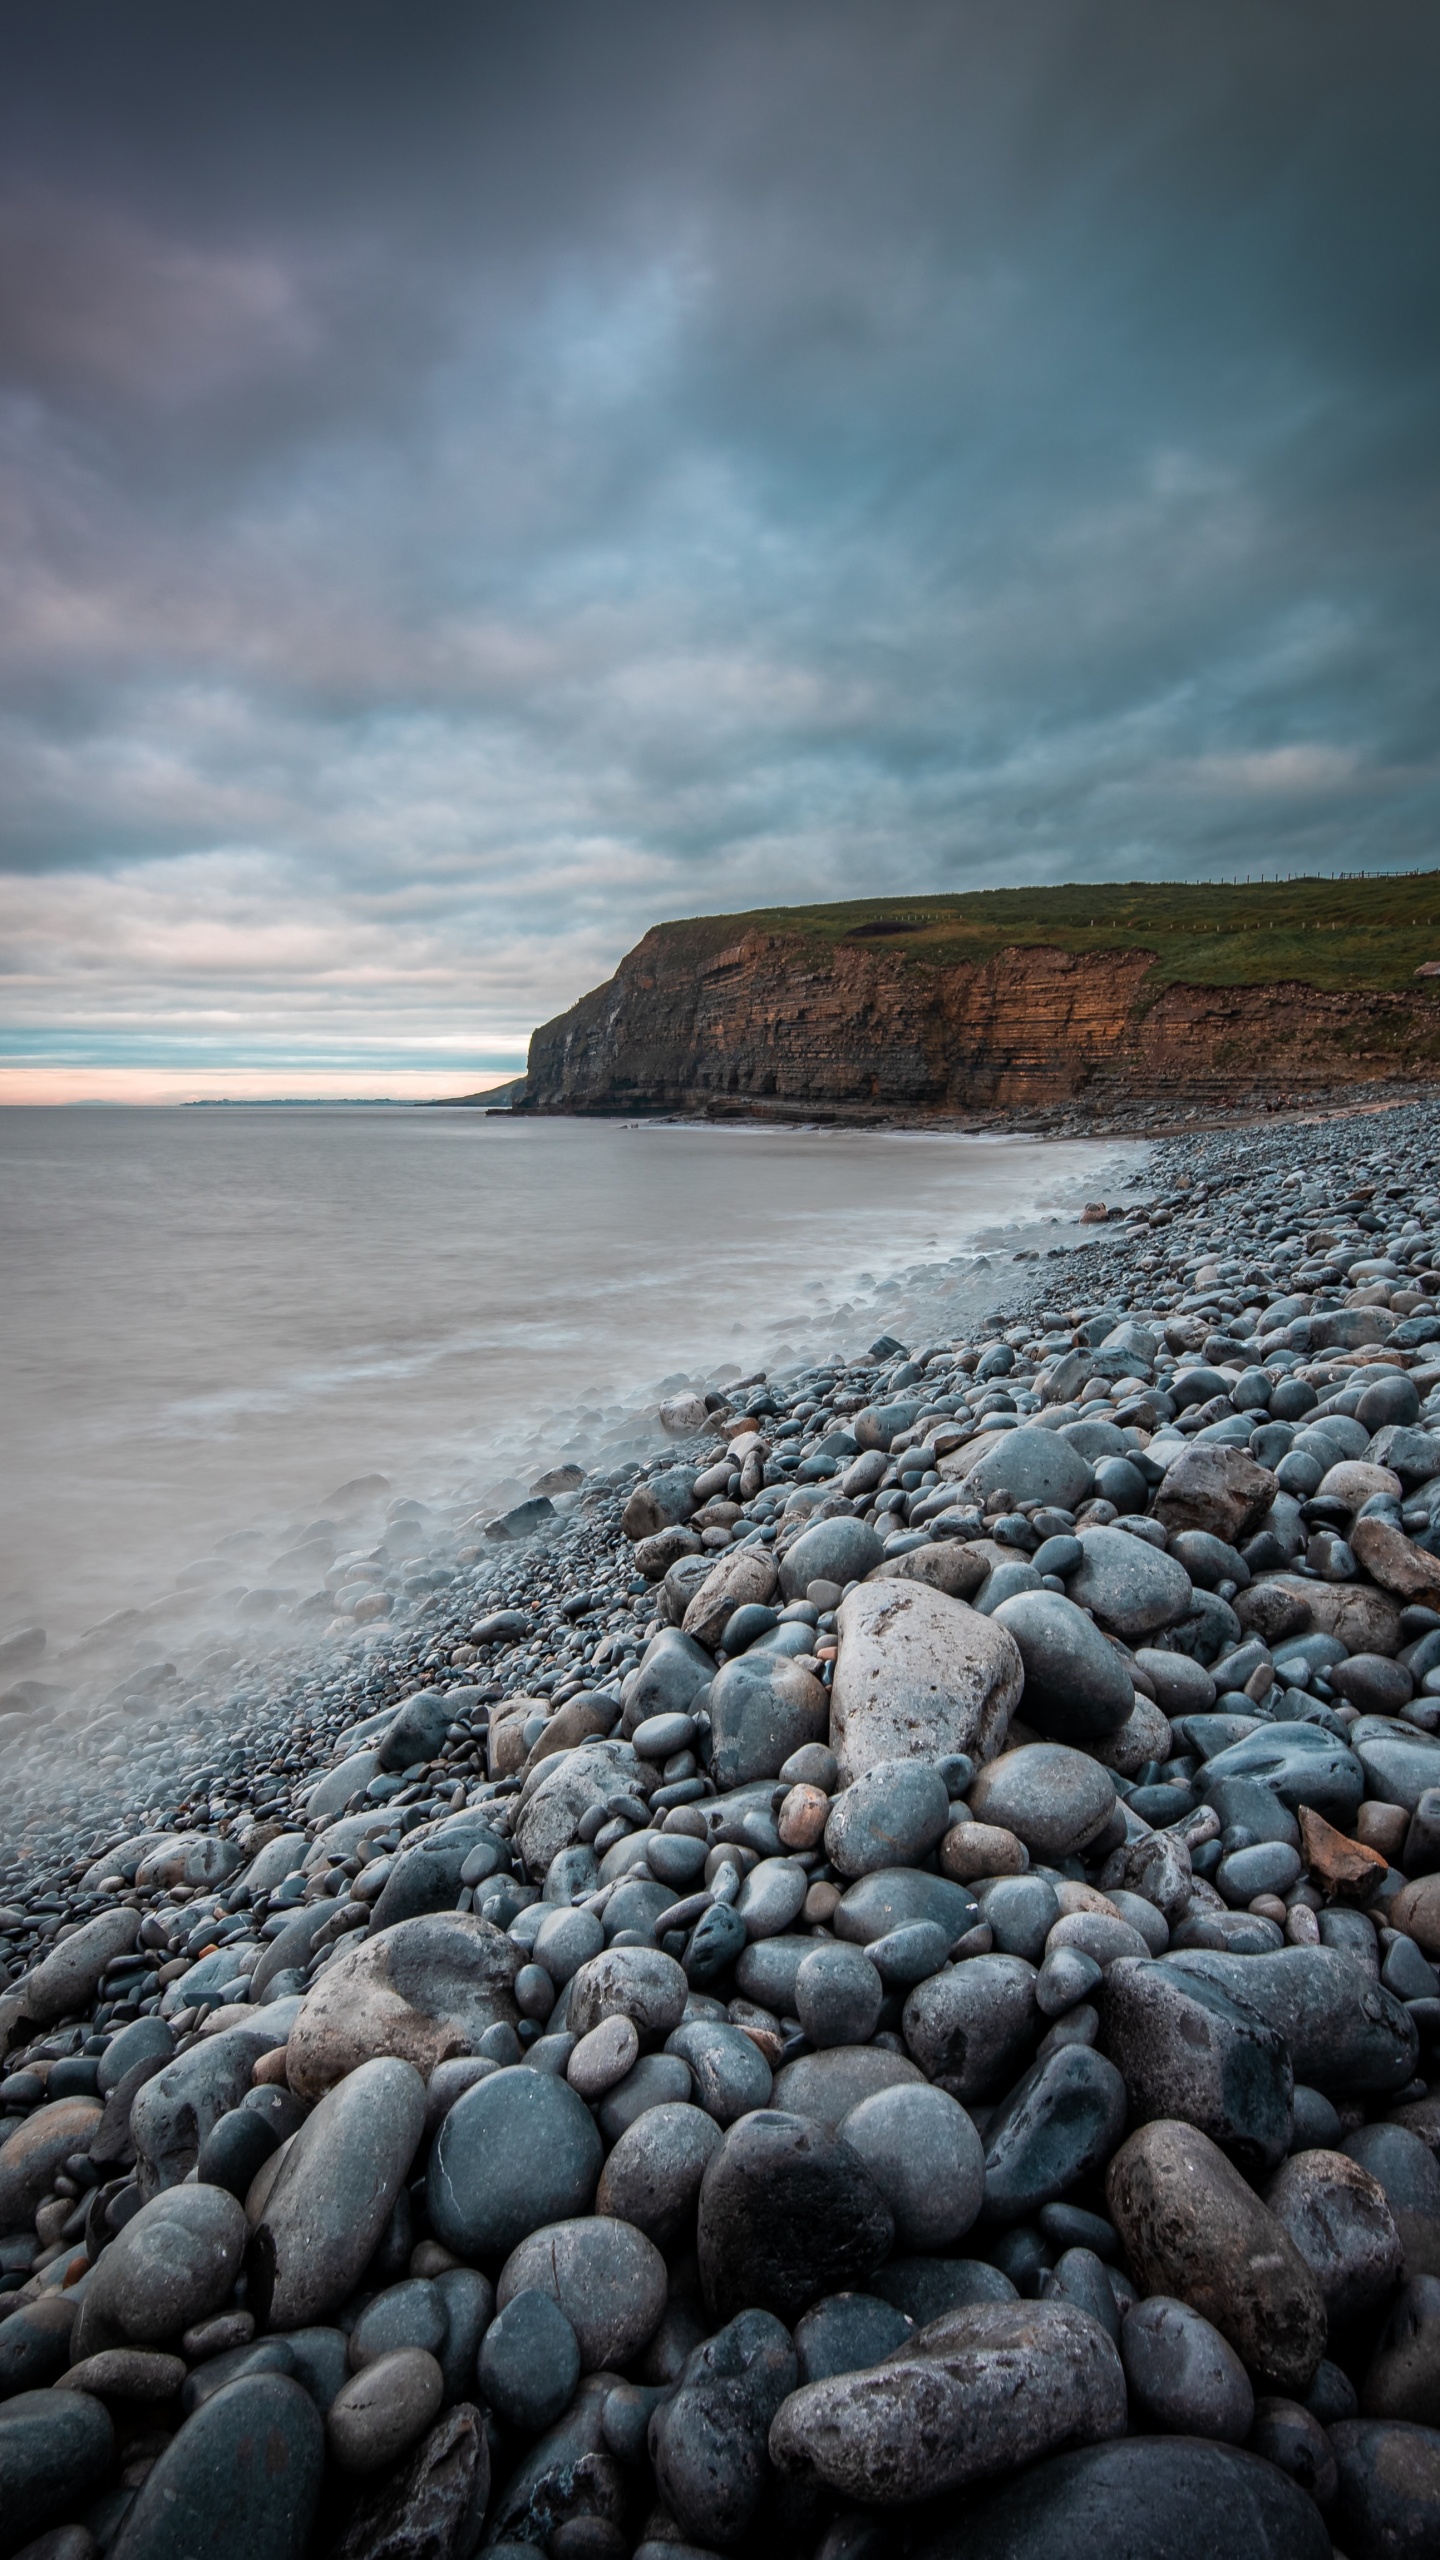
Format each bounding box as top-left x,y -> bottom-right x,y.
647,2307 -> 797,2549
991,1592 -> 1136,1743
497,2216 -> 667,2370
664,2020 -> 772,2123
109,2374 -> 324,2560
1119,2296 -> 1255,2441
327,2349 -> 445,2476
250,2057 -> 425,2331
696,2108 -> 895,2324
478,2290 -> 581,2433
0,2391 -> 114,2555
837,2082 -> 984,2249
793,2291 -> 914,2384
595,2101 -> 723,2244
794,1944 -> 884,2048
912,2436 -> 1331,2560
427,2067 -> 602,2264
981,2044 -> 1128,2225
823,1761 -> 951,1878
969,1745 -> 1116,1862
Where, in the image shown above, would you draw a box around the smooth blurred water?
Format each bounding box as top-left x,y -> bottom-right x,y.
0,1107 -> 1135,1648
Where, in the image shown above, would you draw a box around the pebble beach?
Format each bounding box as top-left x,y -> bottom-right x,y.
4,1100 -> 1440,2560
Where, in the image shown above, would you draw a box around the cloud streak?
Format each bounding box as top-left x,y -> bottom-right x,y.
1,0 -> 1438,1089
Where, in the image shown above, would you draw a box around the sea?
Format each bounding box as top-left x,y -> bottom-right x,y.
0,1106 -> 1139,1660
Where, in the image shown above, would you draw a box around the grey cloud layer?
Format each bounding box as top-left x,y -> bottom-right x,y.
1,0 -> 1437,1068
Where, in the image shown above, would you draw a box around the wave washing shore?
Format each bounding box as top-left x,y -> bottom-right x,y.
2,1103 -> 1440,2559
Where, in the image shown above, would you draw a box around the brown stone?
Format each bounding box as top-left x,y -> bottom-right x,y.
1107,2119 -> 1328,2391
1264,1576 -> 1404,1658
1392,1874 -> 1440,1956
870,1544 -> 988,1600
1233,1582 -> 1314,1646
939,1821 -> 1028,1881
285,1913 -> 521,2100
521,1699 -> 615,1775
1299,1806 -> 1388,1903
1351,1517 -> 1440,1608
487,1695 -> 550,1778
777,1785 -> 830,1851
0,2096 -> 104,2230
681,1547 -> 779,1651
1357,1802 -> 1412,1863
632,1526 -> 703,1582
1154,1447 -> 1278,1545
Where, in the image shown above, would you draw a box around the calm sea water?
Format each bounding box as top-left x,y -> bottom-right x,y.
0,1107 -> 1136,1652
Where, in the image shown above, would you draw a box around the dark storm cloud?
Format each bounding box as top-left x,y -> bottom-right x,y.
0,0 -> 1437,1076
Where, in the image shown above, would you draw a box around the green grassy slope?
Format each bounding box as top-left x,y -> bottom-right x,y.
649,872 -> 1440,992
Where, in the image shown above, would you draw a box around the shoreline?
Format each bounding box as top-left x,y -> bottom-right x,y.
477,1075 -> 1440,1143
1,1095 -> 1438,2553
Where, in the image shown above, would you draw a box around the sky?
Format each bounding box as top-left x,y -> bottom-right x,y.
1,1 -> 1438,1100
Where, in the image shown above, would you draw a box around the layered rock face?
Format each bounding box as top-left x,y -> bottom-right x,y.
520,921 -> 1440,1116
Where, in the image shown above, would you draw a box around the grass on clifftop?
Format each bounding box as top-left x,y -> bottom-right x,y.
654,872 -> 1440,992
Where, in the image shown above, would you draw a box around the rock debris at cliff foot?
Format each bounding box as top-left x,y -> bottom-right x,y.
6,1104 -> 1440,2560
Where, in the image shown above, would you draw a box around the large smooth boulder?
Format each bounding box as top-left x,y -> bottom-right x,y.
1066,1529 -> 1193,1640
428,2067 -> 602,2262
595,2102 -> 723,2243
1331,2419 -> 1440,2560
902,1953 -> 1038,2103
1099,1959 -> 1293,2169
964,1429 -> 1095,1513
11,1907 -> 140,2027
830,1581 -> 1022,1784
1263,1574 -> 1404,1657
1264,2149 -> 1404,2326
378,1691 -> 455,1772
285,1914 -> 521,2100
1165,1947 -> 1419,2095
621,1631 -> 713,1731
497,2217 -> 667,2370
566,1946 -> 688,2041
82,2183 -> 247,2347
839,2084 -> 984,2249
779,1517 -> 885,1599
1154,1447 -> 1279,1545
697,2110 -> 894,2324
769,2047 -> 926,2129
0,2096 -> 103,2232
824,1760 -> 951,1877
991,1591 -> 1136,1742
969,1742 -> 1116,1861
108,2373 -> 324,2560
910,2436 -> 1331,2560
130,2021 -> 282,2193
768,2298 -> 1125,2504
513,1739 -> 644,1874
249,2058 -> 425,2329
649,2308 -> 797,2549
1107,2120 -> 1328,2390
707,1654 -> 828,1788
0,2387 -> 115,2557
